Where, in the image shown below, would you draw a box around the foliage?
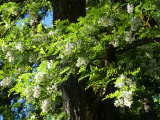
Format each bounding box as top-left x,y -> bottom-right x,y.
0,0 -> 160,119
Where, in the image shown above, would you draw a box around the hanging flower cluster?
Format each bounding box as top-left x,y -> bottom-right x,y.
124,31 -> 135,43
127,3 -> 134,14
0,77 -> 12,87
114,74 -> 136,108
76,57 -> 89,67
114,91 -> 133,108
41,98 -> 55,113
63,42 -> 75,56
15,42 -> 23,51
130,17 -> 142,31
47,60 -> 53,69
98,17 -> 114,27
33,85 -> 41,98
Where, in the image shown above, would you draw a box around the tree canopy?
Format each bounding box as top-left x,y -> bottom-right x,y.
0,0 -> 160,119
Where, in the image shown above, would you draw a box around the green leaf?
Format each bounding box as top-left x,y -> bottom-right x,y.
60,67 -> 70,75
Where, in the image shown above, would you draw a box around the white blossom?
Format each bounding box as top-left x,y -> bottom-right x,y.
33,85 -> 41,98
125,78 -> 132,84
98,17 -> 114,27
124,31 -> 133,43
121,91 -> 132,100
0,77 -> 12,87
115,74 -> 126,88
15,42 -> 23,51
76,57 -> 89,67
2,45 -> 8,53
32,34 -> 47,43
4,21 -> 9,29
64,42 -> 74,55
30,115 -> 36,120
35,72 -> 45,83
47,60 -> 53,69
115,80 -> 125,88
47,83 -> 58,95
110,35 -> 120,47
60,54 -> 64,59
114,91 -> 133,108
121,91 -> 133,108
110,41 -> 119,47
114,98 -> 124,107
91,36 -> 98,46
130,17 -> 141,31
21,22 -> 25,26
5,52 -> 14,63
47,73 -> 53,80
12,11 -> 18,15
9,57 -> 14,63
124,98 -> 133,108
41,99 -> 55,113
127,3 -> 134,14
48,31 -> 54,37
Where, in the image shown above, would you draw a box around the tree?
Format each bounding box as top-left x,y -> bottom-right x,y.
0,0 -> 160,119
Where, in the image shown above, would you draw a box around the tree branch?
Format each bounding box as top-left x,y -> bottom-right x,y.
116,37 -> 160,54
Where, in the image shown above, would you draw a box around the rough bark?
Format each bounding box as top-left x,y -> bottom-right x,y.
0,88 -> 13,120
53,0 -> 86,23
61,73 -> 119,120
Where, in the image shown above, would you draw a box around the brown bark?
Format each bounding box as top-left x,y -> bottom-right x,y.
61,74 -> 119,120
52,0 -> 86,23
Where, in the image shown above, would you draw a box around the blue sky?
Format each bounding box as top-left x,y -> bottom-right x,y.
41,11 -> 53,28
16,10 -> 53,28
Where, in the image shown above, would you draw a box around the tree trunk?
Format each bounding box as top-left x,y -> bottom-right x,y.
0,88 -> 13,120
61,74 -> 119,120
52,0 -> 86,23
52,0 -> 120,119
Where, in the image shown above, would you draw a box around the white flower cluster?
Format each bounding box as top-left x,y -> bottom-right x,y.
46,73 -> 53,80
15,42 -> 23,51
115,74 -> 125,88
130,17 -> 141,31
124,31 -> 135,43
76,57 -> 89,67
48,31 -> 55,37
47,83 -> 58,95
5,52 -> 14,63
114,74 -> 136,108
47,60 -> 53,69
91,36 -> 98,46
2,45 -> 8,53
24,87 -> 35,102
64,42 -> 74,56
32,34 -> 47,43
115,74 -> 136,89
30,115 -> 36,120
41,98 -> 55,113
35,72 -> 45,83
110,35 -> 120,47
33,85 -> 41,98
127,3 -> 134,14
114,91 -> 133,108
0,77 -> 12,87
4,21 -> 10,29
98,17 -> 114,27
